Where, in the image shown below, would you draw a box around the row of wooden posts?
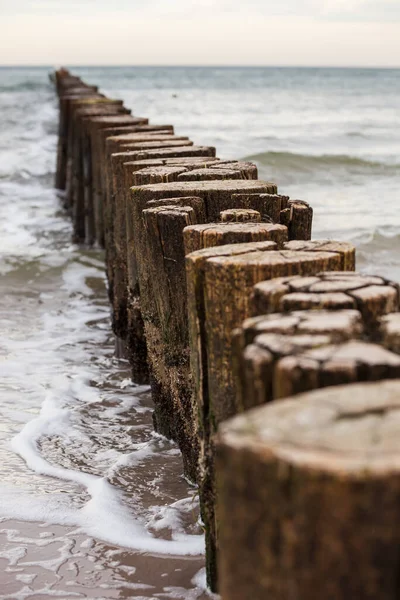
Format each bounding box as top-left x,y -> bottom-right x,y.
53,68 -> 400,599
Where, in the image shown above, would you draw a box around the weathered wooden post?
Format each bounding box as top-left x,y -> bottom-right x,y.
252,271 -> 399,336
141,217 -> 287,479
185,239 -> 355,589
380,313 -> 400,352
65,98 -> 130,237
55,88 -> 101,190
105,147 -> 218,381
83,115 -> 149,244
233,309 -> 400,410
126,181 -> 279,473
217,379 -> 400,600
183,220 -> 287,254
94,124 -> 175,245
104,135 -> 200,264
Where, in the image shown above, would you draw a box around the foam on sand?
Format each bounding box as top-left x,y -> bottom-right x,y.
9,381 -> 204,557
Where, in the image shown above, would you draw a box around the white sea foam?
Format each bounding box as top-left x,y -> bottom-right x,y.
9,378 -> 204,557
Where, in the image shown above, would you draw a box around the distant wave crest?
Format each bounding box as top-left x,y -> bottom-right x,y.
0,81 -> 48,93
246,150 -> 397,173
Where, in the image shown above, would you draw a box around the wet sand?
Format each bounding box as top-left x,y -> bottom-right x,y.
0,520 -> 208,599
0,176 -> 212,598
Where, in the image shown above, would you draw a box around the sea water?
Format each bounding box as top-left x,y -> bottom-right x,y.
0,65 -> 399,598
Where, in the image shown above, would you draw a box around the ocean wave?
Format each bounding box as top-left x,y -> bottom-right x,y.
354,229 -> 400,282
354,227 -> 400,252
346,131 -> 368,138
0,80 -> 49,93
246,150 -> 398,174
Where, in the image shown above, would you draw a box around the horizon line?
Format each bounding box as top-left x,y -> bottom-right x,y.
1,64 -> 400,70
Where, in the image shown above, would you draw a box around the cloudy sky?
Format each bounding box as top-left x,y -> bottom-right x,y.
0,0 -> 399,66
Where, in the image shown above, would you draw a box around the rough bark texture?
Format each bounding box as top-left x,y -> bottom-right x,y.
84,115 -> 146,245
186,241 -> 355,590
104,144 -> 216,291
220,208 -> 261,222
127,180 -> 277,479
231,193 -> 287,223
67,101 -> 130,240
287,199 -> 313,240
56,90 -> 101,190
183,222 -> 288,254
216,379 -> 400,600
90,121 -> 170,245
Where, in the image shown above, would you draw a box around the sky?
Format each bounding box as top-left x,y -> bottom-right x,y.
0,0 -> 399,67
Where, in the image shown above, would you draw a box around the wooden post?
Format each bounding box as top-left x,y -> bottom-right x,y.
221,208 -> 261,222
235,309 -> 364,410
252,271 -> 399,335
141,200 -> 206,477
106,141 -> 197,331
287,199 -> 313,240
210,160 -> 258,179
126,197 -> 205,386
185,240 -> 355,590
231,193 -> 289,223
177,165 -> 255,180
55,89 -> 101,190
84,115 -> 147,245
103,142 -> 215,270
126,181 -> 277,474
217,379 -> 400,600
66,100 -> 130,239
104,148 -> 218,379
284,240 -> 356,270
94,124 -> 175,245
124,156 -> 219,172
183,221 -> 288,254
380,313 -> 400,352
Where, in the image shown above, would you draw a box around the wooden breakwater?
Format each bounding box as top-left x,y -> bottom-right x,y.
53,68 -> 400,598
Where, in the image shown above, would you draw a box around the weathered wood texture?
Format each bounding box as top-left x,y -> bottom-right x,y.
230,192 -> 288,223
126,181 -> 278,477
104,143 -> 216,278
86,117 -> 158,235
95,125 -> 175,245
380,313 -> 400,352
84,115 -> 148,245
252,271 -> 399,335
104,135 -> 190,251
56,89 -> 102,190
52,71 -> 344,598
104,149 -> 219,385
217,379 -> 400,600
184,221 -> 288,254
67,101 -> 131,239
185,240 -> 355,589
235,312 -> 400,410
220,208 -> 261,222
105,145 -> 218,378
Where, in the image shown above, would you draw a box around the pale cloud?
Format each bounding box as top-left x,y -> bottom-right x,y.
1,0 -> 400,20
0,0 -> 399,65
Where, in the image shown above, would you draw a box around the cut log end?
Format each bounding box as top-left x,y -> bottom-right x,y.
217,379 -> 400,600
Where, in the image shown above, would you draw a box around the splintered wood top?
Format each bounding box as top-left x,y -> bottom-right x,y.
132,179 -> 276,193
